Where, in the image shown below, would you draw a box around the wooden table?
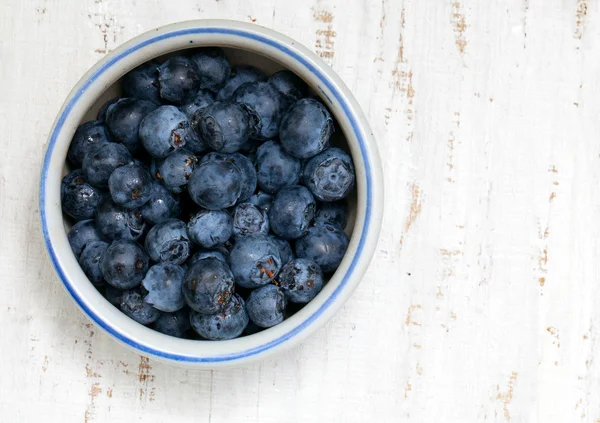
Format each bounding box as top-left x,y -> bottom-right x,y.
1,0 -> 599,421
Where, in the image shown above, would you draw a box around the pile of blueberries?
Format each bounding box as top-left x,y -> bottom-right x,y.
62,48 -> 356,340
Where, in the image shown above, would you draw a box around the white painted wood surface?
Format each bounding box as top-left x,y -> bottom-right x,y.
1,0 -> 599,421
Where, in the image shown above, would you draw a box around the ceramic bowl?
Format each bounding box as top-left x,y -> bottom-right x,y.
39,20 -> 383,368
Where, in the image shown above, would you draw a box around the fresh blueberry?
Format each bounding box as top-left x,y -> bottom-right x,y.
232,203 -> 269,237
303,148 -> 355,202
144,219 -> 191,265
79,241 -> 109,286
67,120 -> 112,167
187,209 -> 233,248
82,142 -> 133,188
142,262 -> 185,312
105,98 -> 157,155
280,98 -> 333,159
268,185 -> 316,240
182,257 -> 235,314
140,181 -> 182,225
108,163 -> 153,209
101,240 -> 149,289
315,200 -> 348,229
278,258 -> 324,303
268,70 -> 308,104
104,284 -> 123,307
196,101 -> 251,153
255,140 -> 301,194
216,66 -> 267,100
190,47 -> 231,91
157,149 -> 198,193
119,287 -> 161,325
247,191 -> 274,213
153,309 -> 191,338
179,89 -> 215,117
139,105 -> 189,158
95,199 -> 146,241
232,81 -> 286,140
68,219 -> 104,258
270,235 -> 294,266
295,224 -> 349,273
188,158 -> 243,210
190,294 -> 248,340
158,56 -> 201,105
187,248 -> 228,267
61,170 -> 106,221
122,60 -> 162,104
229,234 -> 282,288
97,97 -> 120,122
246,285 -> 286,328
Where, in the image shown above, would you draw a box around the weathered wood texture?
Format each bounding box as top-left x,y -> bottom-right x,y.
1,0 -> 599,421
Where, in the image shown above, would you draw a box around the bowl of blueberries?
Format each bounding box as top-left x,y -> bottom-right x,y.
40,20 -> 383,367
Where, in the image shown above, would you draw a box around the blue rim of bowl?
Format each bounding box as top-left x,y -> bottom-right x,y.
40,26 -> 372,363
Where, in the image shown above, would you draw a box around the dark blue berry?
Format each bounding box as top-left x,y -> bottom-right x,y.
247,191 -> 273,213
122,60 -> 162,104
223,152 -> 257,201
229,234 -> 282,288
108,164 -> 153,209
246,285 -> 286,328
315,201 -> 348,229
268,70 -> 308,104
187,209 -> 233,248
232,81 -> 286,140
79,241 -> 109,286
295,224 -> 349,273
119,287 -> 161,325
61,170 -> 106,221
67,120 -> 112,167
105,98 -> 157,155
140,181 -> 182,225
142,262 -> 185,312
182,257 -> 234,314
233,203 -> 269,237
68,219 -> 104,258
216,66 -> 266,101
268,185 -> 316,240
196,101 -> 251,153
188,158 -> 243,210
280,98 -> 333,159
153,309 -> 191,338
95,199 -> 146,241
82,143 -> 133,188
144,219 -> 191,265
179,89 -> 215,118
97,97 -> 120,122
190,294 -> 248,340
278,258 -> 324,303
303,148 -> 355,202
157,149 -> 198,193
101,240 -> 149,289
139,105 -> 189,158
255,140 -> 301,194
191,48 -> 231,91
158,56 -> 201,105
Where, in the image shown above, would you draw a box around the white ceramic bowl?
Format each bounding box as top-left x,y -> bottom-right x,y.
39,20 -> 383,368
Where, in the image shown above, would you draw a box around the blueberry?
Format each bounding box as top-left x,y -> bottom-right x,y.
190,294 -> 248,340
101,240 -> 149,289
79,241 -> 109,286
144,219 -> 191,265
268,70 -> 308,104
140,181 -> 182,225
104,284 -> 123,307
247,191 -> 273,213
246,285 -> 286,328
270,235 -> 294,266
157,149 -> 198,193
268,185 -> 316,240
190,47 -> 231,91
105,98 -> 157,155
187,209 -> 233,248
182,257 -> 235,314
232,203 -> 269,237
68,219 -> 104,258
187,248 -> 228,267
303,148 -> 355,202
315,200 -> 348,229
280,98 -> 333,159
179,89 -> 215,118
82,142 -> 133,188
119,287 -> 161,325
255,140 -> 301,194
139,105 -> 189,158
95,199 -> 147,241
295,224 -> 349,273
158,56 -> 201,105
222,152 -> 257,201
108,163 -> 153,209
67,120 -> 112,167
232,81 -> 286,140
196,101 -> 251,153
61,170 -> 106,221
142,262 -> 185,312
97,97 -> 120,122
122,60 -> 162,104
153,309 -> 191,338
278,258 -> 324,303
216,66 -> 267,101
229,234 -> 282,288
188,158 -> 243,210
